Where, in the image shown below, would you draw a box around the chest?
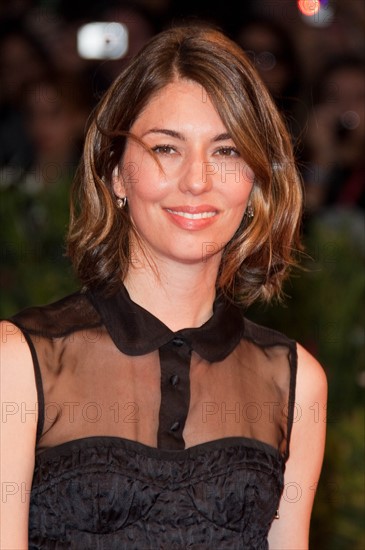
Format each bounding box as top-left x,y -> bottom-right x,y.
39,336 -> 288,453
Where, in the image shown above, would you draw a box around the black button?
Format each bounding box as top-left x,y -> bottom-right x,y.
170,374 -> 180,386
170,421 -> 180,432
172,337 -> 184,347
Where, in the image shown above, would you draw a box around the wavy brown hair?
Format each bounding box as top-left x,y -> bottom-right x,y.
67,24 -> 303,306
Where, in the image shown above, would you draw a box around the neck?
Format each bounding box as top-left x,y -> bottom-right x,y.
123,256 -> 221,332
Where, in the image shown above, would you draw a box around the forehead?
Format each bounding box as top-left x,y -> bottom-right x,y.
132,79 -> 227,132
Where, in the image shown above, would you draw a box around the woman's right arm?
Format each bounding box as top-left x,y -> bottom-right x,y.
1,321 -> 38,550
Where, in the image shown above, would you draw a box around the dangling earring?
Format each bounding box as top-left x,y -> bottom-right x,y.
246,201 -> 254,219
116,197 -> 127,208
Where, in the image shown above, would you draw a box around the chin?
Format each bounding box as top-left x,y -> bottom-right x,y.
168,246 -> 224,266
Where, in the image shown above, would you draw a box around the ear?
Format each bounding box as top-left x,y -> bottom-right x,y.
111,165 -> 127,198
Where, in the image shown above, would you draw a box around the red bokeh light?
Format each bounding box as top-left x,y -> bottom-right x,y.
297,0 -> 321,16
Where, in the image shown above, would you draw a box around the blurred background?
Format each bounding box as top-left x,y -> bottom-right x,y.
0,0 -> 364,547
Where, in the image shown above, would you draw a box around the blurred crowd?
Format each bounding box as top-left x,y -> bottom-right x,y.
0,0 -> 364,312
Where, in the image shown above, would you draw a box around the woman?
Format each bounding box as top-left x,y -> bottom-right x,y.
1,25 -> 327,549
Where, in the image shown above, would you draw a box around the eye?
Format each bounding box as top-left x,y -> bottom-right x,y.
214,146 -> 240,157
215,146 -> 240,157
151,145 -> 177,155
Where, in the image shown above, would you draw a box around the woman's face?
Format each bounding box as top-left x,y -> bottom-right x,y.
114,79 -> 254,266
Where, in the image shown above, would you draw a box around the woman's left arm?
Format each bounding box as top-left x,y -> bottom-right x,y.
268,343 -> 328,549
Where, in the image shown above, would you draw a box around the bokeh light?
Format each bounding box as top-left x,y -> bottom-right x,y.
297,0 -> 321,16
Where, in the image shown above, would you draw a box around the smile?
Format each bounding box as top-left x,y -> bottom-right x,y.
166,209 -> 217,219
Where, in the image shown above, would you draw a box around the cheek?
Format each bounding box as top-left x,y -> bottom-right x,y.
120,145 -> 145,193
227,169 -> 255,208
219,159 -> 254,187
123,159 -> 169,205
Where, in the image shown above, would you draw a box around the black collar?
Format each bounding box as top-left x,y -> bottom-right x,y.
87,284 -> 244,362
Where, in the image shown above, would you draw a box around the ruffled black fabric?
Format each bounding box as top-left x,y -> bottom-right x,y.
29,436 -> 283,550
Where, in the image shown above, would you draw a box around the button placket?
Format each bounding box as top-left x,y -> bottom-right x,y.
170,374 -> 180,386
157,338 -> 192,450
172,337 -> 185,347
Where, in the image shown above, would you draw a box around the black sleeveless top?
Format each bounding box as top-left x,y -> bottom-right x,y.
9,284 -> 297,549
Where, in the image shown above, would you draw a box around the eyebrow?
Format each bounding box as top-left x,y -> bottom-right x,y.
142,128 -> 186,140
142,128 -> 233,142
212,132 -> 232,142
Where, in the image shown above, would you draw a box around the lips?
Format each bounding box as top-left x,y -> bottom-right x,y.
163,205 -> 219,230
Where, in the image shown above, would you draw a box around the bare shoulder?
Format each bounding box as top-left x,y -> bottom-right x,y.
0,321 -> 37,547
296,342 -> 327,402
0,320 -> 37,400
0,319 -> 38,432
0,319 -> 38,425
1,319 -> 31,349
268,342 -> 327,548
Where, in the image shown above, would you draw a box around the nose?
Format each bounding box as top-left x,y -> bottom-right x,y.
178,152 -> 214,195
